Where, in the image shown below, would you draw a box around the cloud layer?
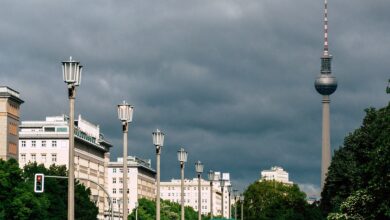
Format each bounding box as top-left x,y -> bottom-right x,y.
1,0 -> 389,196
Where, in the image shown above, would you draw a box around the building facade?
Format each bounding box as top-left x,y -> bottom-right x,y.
18,115 -> 112,220
107,156 -> 156,219
260,166 -> 293,185
0,86 -> 23,160
160,172 -> 232,218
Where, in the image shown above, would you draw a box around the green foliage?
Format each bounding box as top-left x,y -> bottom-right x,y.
321,103 -> 390,219
128,198 -> 210,220
0,160 -> 98,220
243,180 -> 323,220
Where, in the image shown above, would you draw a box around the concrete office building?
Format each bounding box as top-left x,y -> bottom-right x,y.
260,166 -> 293,185
0,86 -> 24,160
18,115 -> 112,220
107,156 -> 156,219
160,172 -> 232,218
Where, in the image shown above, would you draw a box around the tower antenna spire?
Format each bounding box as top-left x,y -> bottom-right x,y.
323,0 -> 329,56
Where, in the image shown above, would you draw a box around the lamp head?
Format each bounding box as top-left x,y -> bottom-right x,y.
195,161 -> 204,174
62,56 -> 82,86
152,129 -> 165,147
117,101 -> 134,123
177,148 -> 188,163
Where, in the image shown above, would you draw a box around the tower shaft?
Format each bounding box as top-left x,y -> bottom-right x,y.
321,95 -> 331,188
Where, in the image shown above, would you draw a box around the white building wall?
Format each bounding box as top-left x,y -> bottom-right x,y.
107,156 -> 156,220
260,166 -> 293,184
160,172 -> 232,218
18,115 -> 111,220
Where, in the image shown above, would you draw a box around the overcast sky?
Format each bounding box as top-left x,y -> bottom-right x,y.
1,0 -> 389,197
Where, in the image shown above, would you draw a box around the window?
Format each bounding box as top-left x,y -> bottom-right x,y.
119,168 -> 123,173
119,188 -> 123,194
119,178 -> 123,184
113,188 -> 116,194
113,198 -> 116,204
52,153 -> 57,162
52,141 -> 57,147
32,141 -> 36,147
44,127 -> 55,132
21,141 -> 26,147
113,178 -> 116,184
31,153 -> 36,162
42,141 -> 46,147
113,168 -> 117,173
21,153 -> 26,162
41,154 -> 46,162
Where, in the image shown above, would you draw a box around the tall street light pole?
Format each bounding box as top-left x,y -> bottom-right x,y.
118,101 -> 134,220
177,148 -> 188,220
62,57 -> 82,220
219,177 -> 225,218
153,129 -> 165,220
208,170 -> 215,219
240,195 -> 244,220
195,161 -> 204,220
233,189 -> 238,220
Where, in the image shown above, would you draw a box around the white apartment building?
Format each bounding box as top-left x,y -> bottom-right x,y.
260,166 -> 293,185
18,115 -> 112,220
160,172 -> 233,218
107,156 -> 156,219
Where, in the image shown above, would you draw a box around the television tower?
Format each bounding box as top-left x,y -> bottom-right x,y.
314,0 -> 337,189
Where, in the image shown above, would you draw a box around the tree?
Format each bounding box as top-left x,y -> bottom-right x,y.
0,160 -> 98,219
128,198 -> 209,220
243,180 -> 323,220
321,102 -> 390,219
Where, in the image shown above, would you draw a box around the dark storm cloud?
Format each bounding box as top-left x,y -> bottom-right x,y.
1,0 -> 389,196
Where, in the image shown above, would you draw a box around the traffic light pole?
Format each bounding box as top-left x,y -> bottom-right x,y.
44,175 -> 114,220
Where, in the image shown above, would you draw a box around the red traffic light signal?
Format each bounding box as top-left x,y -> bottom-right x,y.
34,173 -> 45,193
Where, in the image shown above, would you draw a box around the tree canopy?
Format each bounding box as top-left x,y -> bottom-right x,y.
0,159 -> 98,220
321,102 -> 390,219
128,198 -> 211,220
242,180 -> 322,220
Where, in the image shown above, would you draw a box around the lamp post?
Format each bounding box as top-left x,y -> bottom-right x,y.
62,57 -> 82,220
195,161 -> 204,220
240,195 -> 244,220
219,177 -> 225,218
118,101 -> 134,220
208,170 -> 215,219
153,129 -> 164,220
227,185 -> 232,219
233,190 -> 238,220
118,198 -> 122,220
177,148 -> 188,220
135,202 -> 139,220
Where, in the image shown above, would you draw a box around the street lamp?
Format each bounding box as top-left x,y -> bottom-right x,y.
62,56 -> 82,220
118,101 -> 134,220
135,202 -> 139,220
219,176 -> 225,218
208,170 -> 215,219
153,129 -> 164,220
177,148 -> 188,220
240,195 -> 245,220
233,189 -> 238,220
195,161 -> 204,220
227,185 -> 232,219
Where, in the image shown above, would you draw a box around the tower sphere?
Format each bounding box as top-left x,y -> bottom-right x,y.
315,74 -> 337,95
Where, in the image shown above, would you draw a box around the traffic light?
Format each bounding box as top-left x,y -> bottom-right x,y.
34,173 -> 44,193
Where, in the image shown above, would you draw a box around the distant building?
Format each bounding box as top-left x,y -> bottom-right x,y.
107,156 -> 156,219
0,86 -> 24,161
260,166 -> 293,185
160,172 -> 233,218
18,115 -> 112,220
